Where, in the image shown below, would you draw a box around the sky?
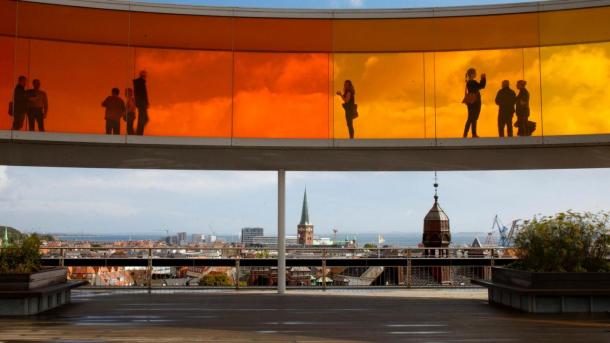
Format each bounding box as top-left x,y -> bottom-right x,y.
0,166 -> 608,236
136,0 -> 540,9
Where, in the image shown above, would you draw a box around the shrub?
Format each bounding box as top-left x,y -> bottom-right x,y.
511,211 -> 609,272
199,274 -> 232,286
0,234 -> 42,274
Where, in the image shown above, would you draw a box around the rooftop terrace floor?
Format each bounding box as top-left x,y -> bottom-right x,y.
0,289 -> 609,342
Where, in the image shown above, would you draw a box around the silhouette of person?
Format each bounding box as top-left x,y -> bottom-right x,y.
124,88 -> 136,135
11,76 -> 28,130
101,88 -> 125,135
133,70 -> 149,136
336,80 -> 357,139
26,79 -> 48,132
462,68 -> 486,138
495,80 -> 516,137
515,80 -> 530,136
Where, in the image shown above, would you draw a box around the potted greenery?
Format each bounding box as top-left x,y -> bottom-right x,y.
475,211 -> 610,313
0,234 -> 67,291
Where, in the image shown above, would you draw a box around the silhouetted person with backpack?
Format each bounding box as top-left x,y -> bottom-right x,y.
515,80 -> 532,136
11,76 -> 28,130
101,88 -> 125,135
133,70 -> 149,135
26,79 -> 48,132
495,80 -> 516,137
462,68 -> 486,138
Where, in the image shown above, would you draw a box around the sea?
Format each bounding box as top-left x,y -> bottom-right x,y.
54,232 -> 489,247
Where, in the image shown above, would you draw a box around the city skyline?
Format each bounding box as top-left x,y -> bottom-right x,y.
1,166 -> 608,235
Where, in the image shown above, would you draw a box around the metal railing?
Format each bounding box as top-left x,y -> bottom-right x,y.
32,246 -> 516,289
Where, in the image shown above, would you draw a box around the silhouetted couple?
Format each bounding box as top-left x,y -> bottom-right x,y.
101,70 -> 149,135
495,80 -> 532,137
336,80 -> 358,139
10,76 -> 48,131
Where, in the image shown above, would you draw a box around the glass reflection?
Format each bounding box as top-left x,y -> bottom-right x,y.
541,42 -> 610,135
333,53 -> 426,139
133,48 -> 233,137
233,52 -> 330,139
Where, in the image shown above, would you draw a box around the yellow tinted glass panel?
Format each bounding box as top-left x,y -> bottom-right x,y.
541,42 -> 610,135
434,48 -> 539,138
333,53 -> 426,139
540,7 -> 610,46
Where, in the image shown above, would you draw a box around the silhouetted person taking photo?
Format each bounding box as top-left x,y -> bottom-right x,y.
102,88 -> 125,135
124,88 -> 136,135
10,76 -> 28,130
462,68 -> 486,138
515,80 -> 533,136
336,80 -> 358,139
133,70 -> 149,135
495,80 -> 516,137
26,79 -> 48,132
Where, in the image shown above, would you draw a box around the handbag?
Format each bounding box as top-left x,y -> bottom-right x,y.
462,90 -> 478,105
7,101 -> 13,116
351,104 -> 359,119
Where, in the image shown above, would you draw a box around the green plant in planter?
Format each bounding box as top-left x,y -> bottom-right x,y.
0,234 -> 42,274
511,211 -> 609,272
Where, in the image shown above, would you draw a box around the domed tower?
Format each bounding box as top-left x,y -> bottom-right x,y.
422,173 -> 451,248
297,189 -> 314,246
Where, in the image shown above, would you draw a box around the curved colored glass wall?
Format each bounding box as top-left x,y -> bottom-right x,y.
1,0 -> 610,139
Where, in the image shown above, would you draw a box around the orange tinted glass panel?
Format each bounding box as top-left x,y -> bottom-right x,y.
133,48 -> 232,137
434,48 -> 539,138
233,52 -> 330,139
235,18 -> 332,52
541,42 -> 610,135
540,7 -> 610,46
333,53 -> 426,139
130,12 -> 233,50
18,2 -> 128,45
25,40 -> 130,134
0,0 -> 16,36
0,37 -> 14,130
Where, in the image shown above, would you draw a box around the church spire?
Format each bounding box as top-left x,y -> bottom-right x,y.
434,171 -> 439,203
299,188 -> 310,226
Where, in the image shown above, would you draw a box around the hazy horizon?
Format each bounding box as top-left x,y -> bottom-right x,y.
1,166 -> 608,237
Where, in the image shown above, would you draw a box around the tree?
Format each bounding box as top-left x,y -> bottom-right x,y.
512,211 -> 610,272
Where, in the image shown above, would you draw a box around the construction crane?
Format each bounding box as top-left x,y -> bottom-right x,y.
490,215 -> 520,247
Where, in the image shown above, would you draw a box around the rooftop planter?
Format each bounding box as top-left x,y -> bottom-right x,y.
0,234 -> 84,315
474,211 -> 610,313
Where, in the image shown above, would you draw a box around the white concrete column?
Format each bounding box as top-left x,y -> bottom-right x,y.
277,169 -> 286,294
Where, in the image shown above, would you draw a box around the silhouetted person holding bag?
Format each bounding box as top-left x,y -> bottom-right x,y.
336,80 -> 357,139
495,80 -> 516,137
102,88 -> 125,135
462,68 -> 486,138
10,76 -> 28,130
133,70 -> 149,135
124,88 -> 136,135
515,80 -> 533,136
26,79 -> 48,132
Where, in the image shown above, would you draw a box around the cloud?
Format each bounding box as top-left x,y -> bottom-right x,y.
0,166 -> 7,191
